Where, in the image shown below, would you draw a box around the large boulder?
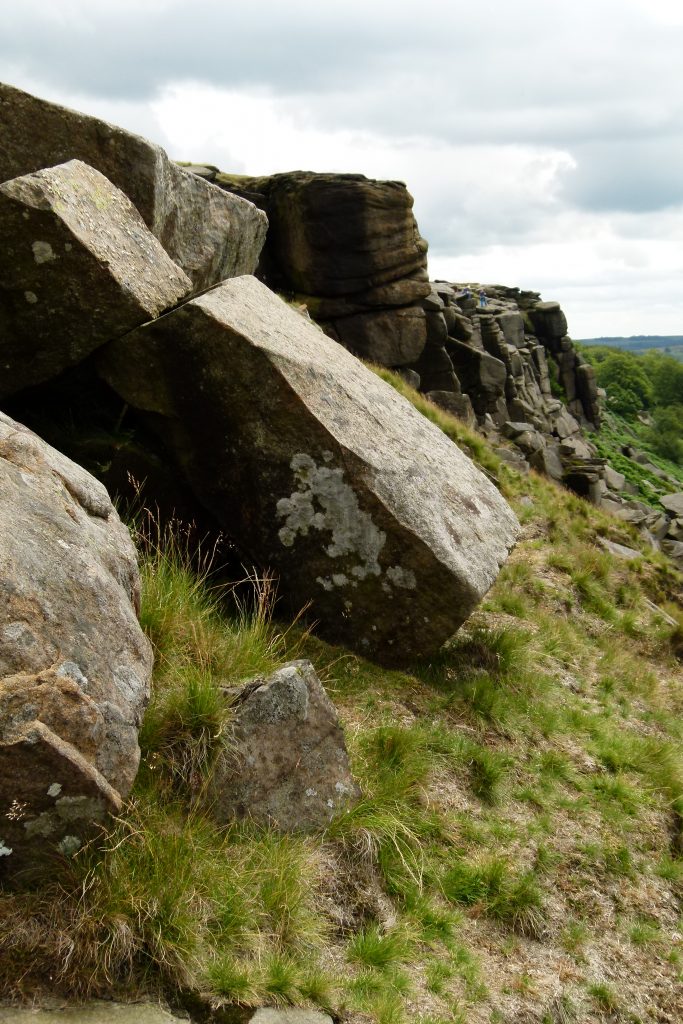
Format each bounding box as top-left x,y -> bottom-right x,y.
0,412 -> 152,876
0,159 -> 192,399
209,661 -> 359,831
99,275 -> 519,664
0,83 -> 268,291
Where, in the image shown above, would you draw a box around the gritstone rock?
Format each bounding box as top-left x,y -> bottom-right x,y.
209,661 -> 359,831
661,493 -> 683,518
99,275 -> 520,664
0,159 -> 192,399
0,82 -> 268,291
0,412 -> 152,877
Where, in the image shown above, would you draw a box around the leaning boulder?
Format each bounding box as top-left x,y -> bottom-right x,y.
0,83 -> 268,291
99,275 -> 519,664
0,412 -> 152,876
0,159 -> 192,399
209,661 -> 359,831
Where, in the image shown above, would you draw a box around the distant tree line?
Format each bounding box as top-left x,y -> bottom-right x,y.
580,346 -> 683,464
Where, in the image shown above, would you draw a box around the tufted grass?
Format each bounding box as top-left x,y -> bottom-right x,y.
2,381 -> 683,1022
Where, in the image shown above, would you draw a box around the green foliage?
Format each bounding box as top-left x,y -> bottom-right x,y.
584,347 -> 654,417
645,404 -> 683,464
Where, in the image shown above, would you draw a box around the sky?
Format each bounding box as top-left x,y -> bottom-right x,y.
1,0 -> 682,338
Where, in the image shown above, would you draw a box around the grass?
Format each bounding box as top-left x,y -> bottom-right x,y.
1,378 -> 683,1022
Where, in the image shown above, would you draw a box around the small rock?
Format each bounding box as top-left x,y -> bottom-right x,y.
208,661 -> 360,832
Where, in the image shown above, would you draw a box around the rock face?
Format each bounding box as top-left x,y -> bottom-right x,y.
209,661 -> 359,831
99,275 -> 519,664
0,412 -> 152,876
207,170 -> 432,364
0,159 -> 192,399
0,83 -> 268,291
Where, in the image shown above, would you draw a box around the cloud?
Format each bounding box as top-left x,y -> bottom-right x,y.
1,0 -> 682,335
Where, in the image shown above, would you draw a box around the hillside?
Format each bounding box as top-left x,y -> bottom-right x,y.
2,375 -> 682,1024
1,82 -> 683,1024
579,338 -> 683,363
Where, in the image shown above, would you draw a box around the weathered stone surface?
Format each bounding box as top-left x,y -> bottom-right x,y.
209,661 -> 359,831
0,159 -> 192,399
447,340 -> 507,414
530,444 -> 564,481
412,343 -> 460,393
251,1012 -> 333,1024
529,301 -> 568,342
661,493 -> 683,517
301,278 -> 431,319
426,390 -> 476,427
0,83 -> 267,291
214,171 -> 429,297
0,1005 -> 187,1024
328,306 -> 427,365
100,275 -> 519,663
0,412 -> 152,875
496,311 -> 526,348
604,466 -> 627,492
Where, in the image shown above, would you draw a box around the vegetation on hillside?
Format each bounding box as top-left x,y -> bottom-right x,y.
1,376 -> 682,1024
580,345 -> 683,467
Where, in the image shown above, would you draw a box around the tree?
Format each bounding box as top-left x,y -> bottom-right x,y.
589,350 -> 653,417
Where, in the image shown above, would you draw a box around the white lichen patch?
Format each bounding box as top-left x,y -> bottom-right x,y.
58,834 -> 81,856
56,661 -> 88,690
31,240 -> 57,264
277,453 -> 387,589
385,565 -> 417,589
0,840 -> 13,857
24,290 -> 38,304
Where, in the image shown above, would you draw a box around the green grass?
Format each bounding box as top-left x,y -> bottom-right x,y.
2,377 -> 683,1023
441,857 -> 544,936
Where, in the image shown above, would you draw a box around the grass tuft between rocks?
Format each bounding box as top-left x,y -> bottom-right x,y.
1,380 -> 683,1022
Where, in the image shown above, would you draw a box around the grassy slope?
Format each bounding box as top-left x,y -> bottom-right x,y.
588,410 -> 683,511
2,372 -> 683,1024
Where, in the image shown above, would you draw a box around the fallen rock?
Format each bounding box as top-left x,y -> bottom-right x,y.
0,412 -> 152,876
210,661 -> 359,831
99,275 -> 519,664
0,159 -> 192,399
661,493 -> 683,518
0,83 -> 267,291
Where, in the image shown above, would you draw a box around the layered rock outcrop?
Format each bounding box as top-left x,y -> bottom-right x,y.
201,169 -> 432,364
0,412 -> 152,876
98,275 -> 519,664
0,83 -> 267,291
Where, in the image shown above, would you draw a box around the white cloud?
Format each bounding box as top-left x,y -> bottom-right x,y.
1,0 -> 682,336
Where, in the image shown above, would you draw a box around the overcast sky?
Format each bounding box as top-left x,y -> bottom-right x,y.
2,0 -> 682,338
